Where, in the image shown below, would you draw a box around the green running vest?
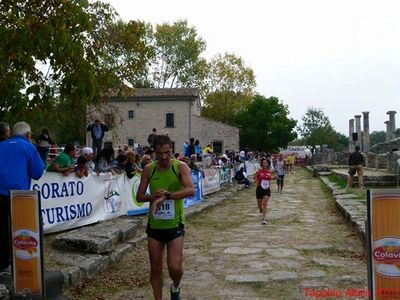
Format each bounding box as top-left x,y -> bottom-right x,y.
148,159 -> 184,229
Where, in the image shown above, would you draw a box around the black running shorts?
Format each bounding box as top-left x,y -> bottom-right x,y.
146,224 -> 185,244
256,186 -> 271,198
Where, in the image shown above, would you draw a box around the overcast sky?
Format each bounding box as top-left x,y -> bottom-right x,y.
105,0 -> 400,135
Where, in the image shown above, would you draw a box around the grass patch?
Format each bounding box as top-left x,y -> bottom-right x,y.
327,174 -> 347,188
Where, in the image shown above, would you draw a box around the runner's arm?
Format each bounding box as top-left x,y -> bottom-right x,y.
136,164 -> 154,202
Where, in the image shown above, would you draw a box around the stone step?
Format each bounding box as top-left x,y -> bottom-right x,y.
53,217 -> 144,254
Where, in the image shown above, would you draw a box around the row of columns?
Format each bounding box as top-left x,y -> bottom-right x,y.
348,111 -> 397,152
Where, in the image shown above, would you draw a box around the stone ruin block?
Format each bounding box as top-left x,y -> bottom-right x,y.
377,153 -> 388,169
367,153 -> 377,169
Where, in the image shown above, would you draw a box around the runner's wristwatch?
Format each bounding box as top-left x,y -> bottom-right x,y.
164,192 -> 171,200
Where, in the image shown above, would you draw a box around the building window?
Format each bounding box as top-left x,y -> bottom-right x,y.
128,110 -> 134,119
166,113 -> 174,127
128,138 -> 134,146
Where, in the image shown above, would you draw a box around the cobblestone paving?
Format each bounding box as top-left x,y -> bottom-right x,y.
66,168 -> 368,300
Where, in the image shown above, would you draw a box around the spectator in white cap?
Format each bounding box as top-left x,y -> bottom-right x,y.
82,147 -> 96,173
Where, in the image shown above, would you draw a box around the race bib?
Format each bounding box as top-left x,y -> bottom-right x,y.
261,179 -> 269,190
153,200 -> 175,220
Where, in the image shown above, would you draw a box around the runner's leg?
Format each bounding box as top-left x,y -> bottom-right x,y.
167,236 -> 184,289
262,195 -> 270,219
257,198 -> 262,213
148,237 -> 166,300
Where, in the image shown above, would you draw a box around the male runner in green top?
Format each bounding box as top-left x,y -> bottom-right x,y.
137,135 -> 194,300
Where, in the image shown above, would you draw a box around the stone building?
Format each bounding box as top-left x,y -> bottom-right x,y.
86,88 -> 239,154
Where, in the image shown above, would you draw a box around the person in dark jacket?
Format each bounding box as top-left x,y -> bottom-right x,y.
347,145 -> 364,189
235,165 -> 251,188
147,128 -> 157,149
187,137 -> 195,157
36,127 -> 54,165
0,122 -> 45,272
87,118 -> 108,158
0,122 -> 10,142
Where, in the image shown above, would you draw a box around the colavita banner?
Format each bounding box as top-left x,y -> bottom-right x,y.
10,190 -> 45,299
367,189 -> 400,299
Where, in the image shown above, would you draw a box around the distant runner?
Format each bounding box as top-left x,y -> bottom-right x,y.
254,158 -> 276,225
275,154 -> 285,194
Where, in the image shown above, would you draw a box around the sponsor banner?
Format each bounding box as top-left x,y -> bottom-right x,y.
245,160 -> 259,176
10,190 -> 45,299
280,146 -> 312,158
202,169 -> 220,195
219,167 -> 231,184
367,189 -> 400,298
31,173 -> 127,234
126,174 -> 150,216
184,170 -> 203,208
31,165 -> 235,234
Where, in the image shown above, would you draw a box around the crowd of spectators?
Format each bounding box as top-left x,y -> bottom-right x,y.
0,121 -> 304,186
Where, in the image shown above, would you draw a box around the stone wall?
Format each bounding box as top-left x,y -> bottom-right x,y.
312,149 -> 400,174
98,99 -> 194,151
377,154 -> 388,170
311,151 -> 349,166
369,137 -> 400,154
191,115 -> 239,152
388,151 -> 400,173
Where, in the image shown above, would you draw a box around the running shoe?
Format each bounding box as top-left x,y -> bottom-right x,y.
170,284 -> 181,300
262,219 -> 267,225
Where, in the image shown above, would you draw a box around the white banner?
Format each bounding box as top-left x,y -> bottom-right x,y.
126,173 -> 150,216
202,169 -> 220,195
245,160 -> 259,176
31,166 -> 235,234
31,173 -> 128,234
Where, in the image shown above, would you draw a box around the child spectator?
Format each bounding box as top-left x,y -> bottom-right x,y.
95,147 -> 115,174
75,155 -> 88,178
112,153 -> 128,174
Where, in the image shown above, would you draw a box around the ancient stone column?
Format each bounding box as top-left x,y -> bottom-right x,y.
387,111 -> 397,140
349,119 -> 355,152
362,111 -> 370,152
354,115 -> 362,147
385,121 -> 390,142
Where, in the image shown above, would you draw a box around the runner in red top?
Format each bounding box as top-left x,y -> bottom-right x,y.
253,158 -> 276,225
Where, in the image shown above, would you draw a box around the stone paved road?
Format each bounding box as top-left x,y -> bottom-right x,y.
66,167 -> 367,300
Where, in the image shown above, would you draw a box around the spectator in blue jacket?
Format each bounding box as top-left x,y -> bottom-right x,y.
0,121 -> 45,272
87,118 -> 108,158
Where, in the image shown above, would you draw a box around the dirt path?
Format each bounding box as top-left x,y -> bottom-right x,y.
66,167 -> 367,300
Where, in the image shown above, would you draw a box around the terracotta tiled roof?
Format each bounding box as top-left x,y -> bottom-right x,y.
110,88 -> 199,101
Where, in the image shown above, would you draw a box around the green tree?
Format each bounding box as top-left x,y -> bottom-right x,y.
370,130 -> 386,145
0,1 -> 154,143
152,19 -> 207,88
0,0 -> 96,123
297,107 -> 347,151
201,53 -> 256,125
234,95 -> 297,151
